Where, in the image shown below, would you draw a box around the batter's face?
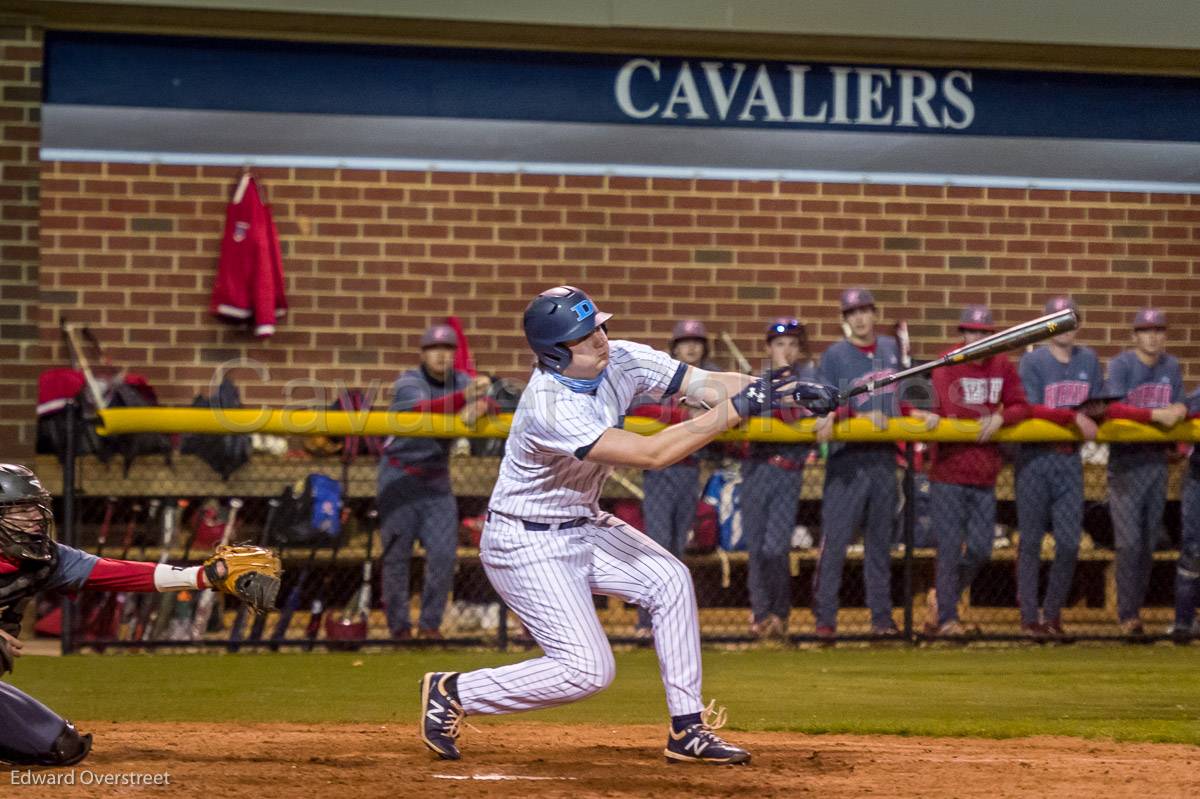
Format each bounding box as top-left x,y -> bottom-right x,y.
960,329 -> 989,345
420,345 -> 456,378
844,306 -> 876,340
1134,327 -> 1167,358
767,335 -> 801,369
563,325 -> 610,378
672,339 -> 706,366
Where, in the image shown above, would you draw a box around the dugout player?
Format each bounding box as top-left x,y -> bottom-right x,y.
377,324 -> 491,640
1104,309 -> 1187,636
739,318 -> 816,639
1170,388 -> 1200,642
0,464 -> 278,767
628,320 -> 719,639
1015,297 -> 1104,640
419,286 -> 838,765
925,306 -> 1030,637
812,288 -> 934,640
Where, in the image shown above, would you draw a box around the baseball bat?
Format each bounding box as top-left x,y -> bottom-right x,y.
608,470 -> 646,501
135,499 -> 177,641
304,505 -> 352,649
271,537 -> 322,648
122,499 -> 157,640
719,332 -> 753,374
325,509 -> 380,649
79,496 -> 118,644
894,320 -> 912,370
95,496 -> 117,556
149,499 -> 189,641
104,501 -> 140,640
839,309 -> 1078,404
189,497 -> 242,640
233,497 -> 281,650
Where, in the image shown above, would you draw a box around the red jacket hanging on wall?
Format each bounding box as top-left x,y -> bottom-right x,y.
209,173 -> 288,338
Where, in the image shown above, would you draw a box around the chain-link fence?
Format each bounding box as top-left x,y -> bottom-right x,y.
38,405 -> 1200,652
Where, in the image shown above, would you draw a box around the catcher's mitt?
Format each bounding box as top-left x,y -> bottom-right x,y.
203,545 -> 282,613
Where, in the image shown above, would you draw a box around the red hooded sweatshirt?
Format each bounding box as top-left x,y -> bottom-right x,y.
929,348 -> 1030,486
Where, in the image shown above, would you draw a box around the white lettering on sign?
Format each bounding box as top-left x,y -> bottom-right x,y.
615,59 -> 975,130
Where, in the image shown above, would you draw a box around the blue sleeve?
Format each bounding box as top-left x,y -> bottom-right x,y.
816,346 -> 837,389
1187,386 -> 1200,416
1105,353 -> 1130,398
389,372 -> 429,413
1087,350 -> 1105,397
41,543 -> 99,594
1018,352 -> 1043,404
1171,359 -> 1185,403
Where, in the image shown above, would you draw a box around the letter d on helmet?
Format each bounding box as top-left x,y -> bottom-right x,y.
523,286 -> 613,372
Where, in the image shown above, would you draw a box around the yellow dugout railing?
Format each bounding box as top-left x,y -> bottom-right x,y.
95,407 -> 1200,444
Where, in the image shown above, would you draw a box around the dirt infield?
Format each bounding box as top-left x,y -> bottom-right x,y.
5,722 -> 1197,798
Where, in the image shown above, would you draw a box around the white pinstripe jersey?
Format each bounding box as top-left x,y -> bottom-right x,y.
489,340 -> 686,523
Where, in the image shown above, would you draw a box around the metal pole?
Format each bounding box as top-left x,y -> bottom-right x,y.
61,400 -> 79,656
902,446 -> 916,641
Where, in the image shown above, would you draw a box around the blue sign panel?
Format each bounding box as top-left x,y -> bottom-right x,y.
43,30 -> 1200,143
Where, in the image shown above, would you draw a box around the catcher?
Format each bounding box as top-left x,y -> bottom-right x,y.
0,464 -> 280,767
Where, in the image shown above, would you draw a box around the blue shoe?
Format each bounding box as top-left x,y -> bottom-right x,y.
420,672 -> 465,760
664,701 -> 751,765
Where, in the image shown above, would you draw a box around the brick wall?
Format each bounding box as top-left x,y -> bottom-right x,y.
36,162 -> 1200,409
1,24 -> 41,454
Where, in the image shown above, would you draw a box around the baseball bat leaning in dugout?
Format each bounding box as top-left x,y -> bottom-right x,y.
607,471 -> 646,501
838,308 -> 1078,404
718,332 -> 753,374
189,497 -> 243,640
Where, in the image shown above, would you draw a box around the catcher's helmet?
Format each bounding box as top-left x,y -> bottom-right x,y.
523,286 -> 612,372
0,464 -> 56,562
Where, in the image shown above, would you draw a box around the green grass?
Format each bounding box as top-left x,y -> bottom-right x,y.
9,647 -> 1200,744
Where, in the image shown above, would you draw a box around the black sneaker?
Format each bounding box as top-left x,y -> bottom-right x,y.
664,702 -> 751,765
420,672 -> 465,760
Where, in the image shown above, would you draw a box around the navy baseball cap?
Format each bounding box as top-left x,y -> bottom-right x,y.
523,286 -> 613,372
840,288 -> 876,314
420,324 -> 458,349
958,305 -> 996,332
1132,308 -> 1167,330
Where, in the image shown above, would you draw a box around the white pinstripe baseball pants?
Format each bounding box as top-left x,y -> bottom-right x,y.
456,511 -> 705,718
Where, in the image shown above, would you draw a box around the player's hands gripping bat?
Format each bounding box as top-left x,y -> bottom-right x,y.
190,498 -> 242,639
839,308 -> 1078,405
203,544 -> 281,614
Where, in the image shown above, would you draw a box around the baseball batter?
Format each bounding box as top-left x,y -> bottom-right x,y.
420,286 -> 837,765
0,465 -> 279,767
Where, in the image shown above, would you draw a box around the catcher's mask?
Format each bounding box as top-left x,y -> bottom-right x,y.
0,464 -> 57,562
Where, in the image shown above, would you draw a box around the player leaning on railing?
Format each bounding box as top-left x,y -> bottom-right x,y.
419,286 -> 839,766
0,464 -> 281,767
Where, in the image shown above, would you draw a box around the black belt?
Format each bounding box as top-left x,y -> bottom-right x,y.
486,510 -> 588,531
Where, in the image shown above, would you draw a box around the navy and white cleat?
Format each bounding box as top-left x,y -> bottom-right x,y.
420,672 -> 467,760
664,701 -> 751,765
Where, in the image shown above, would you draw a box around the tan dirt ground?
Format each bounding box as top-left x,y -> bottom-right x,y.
4,722 -> 1197,798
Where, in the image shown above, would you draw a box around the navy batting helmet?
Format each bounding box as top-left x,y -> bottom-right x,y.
523,286 -> 613,372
